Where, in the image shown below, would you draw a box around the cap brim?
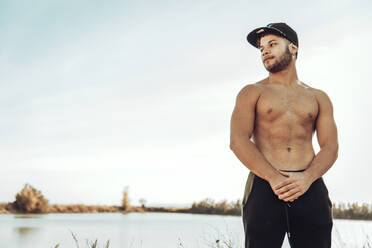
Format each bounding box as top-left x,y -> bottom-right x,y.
247,27 -> 286,48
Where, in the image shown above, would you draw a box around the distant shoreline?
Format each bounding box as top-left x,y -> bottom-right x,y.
0,203 -> 230,215
3,184 -> 372,221
1,202 -> 372,221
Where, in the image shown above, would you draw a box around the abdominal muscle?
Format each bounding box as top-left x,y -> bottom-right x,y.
252,135 -> 316,171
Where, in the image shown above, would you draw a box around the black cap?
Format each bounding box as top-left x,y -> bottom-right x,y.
247,22 -> 298,48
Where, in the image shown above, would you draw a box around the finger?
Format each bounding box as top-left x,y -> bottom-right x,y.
273,179 -> 296,190
278,188 -> 300,200
284,192 -> 302,202
273,179 -> 293,190
275,183 -> 297,195
283,191 -> 303,202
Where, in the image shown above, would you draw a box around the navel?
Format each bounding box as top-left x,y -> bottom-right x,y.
287,147 -> 291,152
267,108 -> 273,114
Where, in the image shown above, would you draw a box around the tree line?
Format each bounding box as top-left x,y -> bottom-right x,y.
1,184 -> 372,220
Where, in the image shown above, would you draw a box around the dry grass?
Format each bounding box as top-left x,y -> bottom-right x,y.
189,198 -> 241,216
333,202 -> 372,220
54,231 -> 110,248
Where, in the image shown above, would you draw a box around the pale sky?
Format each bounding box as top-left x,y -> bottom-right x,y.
0,0 -> 371,207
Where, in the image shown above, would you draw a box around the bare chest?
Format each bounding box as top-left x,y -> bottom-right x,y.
256,87 -> 319,123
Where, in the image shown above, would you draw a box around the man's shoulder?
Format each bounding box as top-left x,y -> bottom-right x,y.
303,84 -> 333,105
308,87 -> 330,99
237,79 -> 267,98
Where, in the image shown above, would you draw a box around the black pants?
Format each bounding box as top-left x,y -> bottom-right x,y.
242,172 -> 333,248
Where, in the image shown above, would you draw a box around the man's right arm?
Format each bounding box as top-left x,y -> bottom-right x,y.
229,84 -> 285,187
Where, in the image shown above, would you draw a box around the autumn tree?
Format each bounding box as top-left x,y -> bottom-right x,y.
13,184 -> 49,213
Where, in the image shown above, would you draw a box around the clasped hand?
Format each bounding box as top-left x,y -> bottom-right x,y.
270,171 -> 313,202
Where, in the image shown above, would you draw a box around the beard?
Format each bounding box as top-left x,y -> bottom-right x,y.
265,47 -> 292,73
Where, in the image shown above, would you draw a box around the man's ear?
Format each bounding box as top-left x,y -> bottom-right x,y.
289,43 -> 298,56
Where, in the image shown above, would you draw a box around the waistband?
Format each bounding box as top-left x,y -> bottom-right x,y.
278,168 -> 306,172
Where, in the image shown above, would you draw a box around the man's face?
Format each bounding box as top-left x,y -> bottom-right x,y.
258,34 -> 292,73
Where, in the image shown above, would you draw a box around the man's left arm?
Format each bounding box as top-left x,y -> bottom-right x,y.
274,90 -> 339,202
302,90 -> 339,182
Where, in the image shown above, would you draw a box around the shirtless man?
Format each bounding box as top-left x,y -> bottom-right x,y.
229,23 -> 338,247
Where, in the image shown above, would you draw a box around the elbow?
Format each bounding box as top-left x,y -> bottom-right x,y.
229,140 -> 236,151
328,143 -> 339,163
331,141 -> 339,156
320,142 -> 339,163
229,136 -> 240,152
230,134 -> 251,151
334,143 -> 339,161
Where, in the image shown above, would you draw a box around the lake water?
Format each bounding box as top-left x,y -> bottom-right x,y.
0,213 -> 371,248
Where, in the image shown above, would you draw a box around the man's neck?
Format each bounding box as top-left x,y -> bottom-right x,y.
268,64 -> 299,87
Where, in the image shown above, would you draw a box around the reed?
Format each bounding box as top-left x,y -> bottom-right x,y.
53,226 -> 372,248
54,231 -> 110,248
